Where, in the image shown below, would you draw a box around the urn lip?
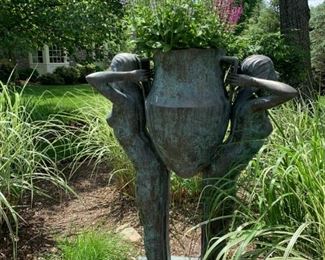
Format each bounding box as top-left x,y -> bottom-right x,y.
153,48 -> 226,57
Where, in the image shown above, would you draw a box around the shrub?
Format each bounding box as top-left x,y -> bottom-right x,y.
17,68 -> 39,82
76,64 -> 97,83
39,73 -> 65,85
0,62 -> 18,83
54,66 -> 80,84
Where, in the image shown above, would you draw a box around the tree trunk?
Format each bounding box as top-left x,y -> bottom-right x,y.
279,0 -> 315,98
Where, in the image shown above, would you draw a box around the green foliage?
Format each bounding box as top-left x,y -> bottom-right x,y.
0,62 -> 18,83
170,173 -> 201,204
58,230 -> 134,260
54,67 -> 81,85
0,82 -> 72,258
39,73 -> 65,85
242,1 -> 279,35
0,0 -> 125,60
127,0 -> 229,53
22,84 -> 107,120
39,65 -> 100,86
76,64 -> 99,83
231,2 -> 302,83
310,2 -> 325,90
17,68 -> 39,82
250,33 -> 302,82
231,1 -> 308,84
235,0 -> 263,33
1,64 -> 39,83
205,100 -> 325,259
228,32 -> 302,83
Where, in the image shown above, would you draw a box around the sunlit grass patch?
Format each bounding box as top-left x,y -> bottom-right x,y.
57,230 -> 135,260
22,84 -> 109,121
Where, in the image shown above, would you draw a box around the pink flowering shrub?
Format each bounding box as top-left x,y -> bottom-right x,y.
214,0 -> 243,26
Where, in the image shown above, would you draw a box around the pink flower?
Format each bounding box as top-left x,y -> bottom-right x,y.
214,0 -> 243,27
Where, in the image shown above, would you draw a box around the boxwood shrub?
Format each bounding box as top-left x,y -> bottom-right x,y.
39,73 -> 65,85
54,66 -> 80,84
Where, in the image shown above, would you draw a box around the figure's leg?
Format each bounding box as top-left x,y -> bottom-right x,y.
201,142 -> 264,258
136,167 -> 170,260
201,166 -> 236,259
107,102 -> 171,259
200,147 -> 240,259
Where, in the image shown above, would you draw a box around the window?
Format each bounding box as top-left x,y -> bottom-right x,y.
32,50 -> 43,63
49,45 -> 65,63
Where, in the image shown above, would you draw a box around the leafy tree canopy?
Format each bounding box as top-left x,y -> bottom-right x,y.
235,0 -> 263,32
0,0 -> 124,59
241,1 -> 279,36
310,2 -> 325,75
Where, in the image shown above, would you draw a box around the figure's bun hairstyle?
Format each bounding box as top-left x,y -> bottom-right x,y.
111,53 -> 140,72
241,55 -> 278,80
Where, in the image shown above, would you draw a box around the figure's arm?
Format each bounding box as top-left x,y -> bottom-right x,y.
227,74 -> 298,111
86,70 -> 150,101
86,70 -> 149,85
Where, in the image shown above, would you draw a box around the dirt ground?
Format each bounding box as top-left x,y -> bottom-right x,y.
0,163 -> 202,259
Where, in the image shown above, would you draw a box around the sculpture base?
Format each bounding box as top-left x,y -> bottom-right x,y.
138,256 -> 199,260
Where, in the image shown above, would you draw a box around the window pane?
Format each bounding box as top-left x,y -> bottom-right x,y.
37,50 -> 43,63
49,45 -> 65,63
32,49 -> 43,63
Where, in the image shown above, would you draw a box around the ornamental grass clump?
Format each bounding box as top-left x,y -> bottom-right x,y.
0,81 -> 72,258
127,0 -> 232,53
204,101 -> 325,259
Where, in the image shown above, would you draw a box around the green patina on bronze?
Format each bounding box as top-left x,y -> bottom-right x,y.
86,49 -> 297,260
146,49 -> 230,178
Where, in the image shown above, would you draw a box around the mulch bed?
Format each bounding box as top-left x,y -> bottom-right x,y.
0,163 -> 201,259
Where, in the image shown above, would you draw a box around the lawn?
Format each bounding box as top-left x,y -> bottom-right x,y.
22,84 -> 110,120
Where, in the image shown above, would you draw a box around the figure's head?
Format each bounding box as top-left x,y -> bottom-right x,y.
110,53 -> 140,72
241,55 -> 278,80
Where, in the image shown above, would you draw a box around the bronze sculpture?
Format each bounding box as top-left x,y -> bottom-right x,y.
86,50 -> 297,260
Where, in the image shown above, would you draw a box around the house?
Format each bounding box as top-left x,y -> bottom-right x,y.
0,43 -> 106,78
28,45 -> 69,75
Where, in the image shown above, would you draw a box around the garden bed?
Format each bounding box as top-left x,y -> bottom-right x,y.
0,161 -> 201,259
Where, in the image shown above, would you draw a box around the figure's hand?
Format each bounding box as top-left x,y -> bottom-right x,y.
227,73 -> 255,87
130,69 -> 151,82
220,56 -> 239,73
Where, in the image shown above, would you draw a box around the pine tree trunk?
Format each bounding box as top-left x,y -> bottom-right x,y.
279,0 -> 315,98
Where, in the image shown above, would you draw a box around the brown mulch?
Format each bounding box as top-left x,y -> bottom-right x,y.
0,163 -> 201,259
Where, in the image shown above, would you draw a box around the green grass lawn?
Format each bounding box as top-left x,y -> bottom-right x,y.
22,84 -> 110,120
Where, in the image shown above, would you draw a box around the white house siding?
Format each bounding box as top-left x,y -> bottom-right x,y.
29,45 -> 69,75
